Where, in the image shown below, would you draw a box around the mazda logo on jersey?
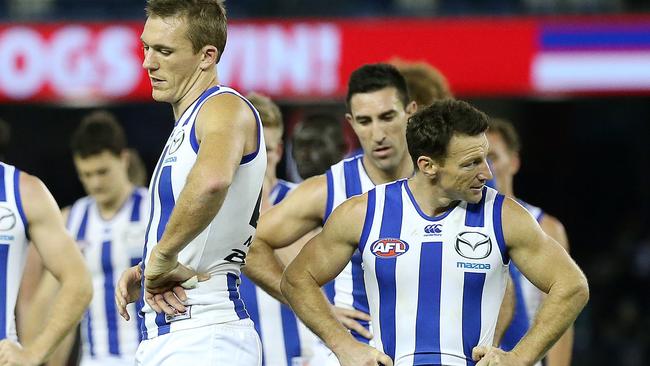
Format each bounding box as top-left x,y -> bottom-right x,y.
169,129 -> 185,155
455,231 -> 492,260
0,206 -> 16,231
371,238 -> 409,258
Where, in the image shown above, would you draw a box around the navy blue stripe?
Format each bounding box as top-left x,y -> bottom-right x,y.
350,250 -> 370,344
130,257 -> 144,342
541,25 -> 650,50
238,275 -> 263,363
492,194 -> 510,265
323,282 -> 335,304
323,170 -> 334,224
13,170 -> 28,239
227,273 -> 249,319
190,121 -> 200,154
343,158 -> 362,198
154,166 -> 175,336
464,187 -> 487,228
156,166 -> 175,242
0,165 -> 5,202
280,304 -> 301,365
273,183 -> 291,205
0,244 -> 8,339
462,272 -> 486,365
101,241 -> 120,355
376,181 -> 403,361
130,190 -> 143,222
500,265 -> 530,351
85,310 -> 95,356
413,242 -> 443,365
140,145 -> 170,340
76,204 -> 90,241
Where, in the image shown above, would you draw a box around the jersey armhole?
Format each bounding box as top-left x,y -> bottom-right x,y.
357,190 -> 376,255
323,170 -> 334,225
13,170 -> 29,240
492,193 -> 510,265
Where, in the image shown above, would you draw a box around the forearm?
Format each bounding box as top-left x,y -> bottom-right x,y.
244,239 -> 286,303
493,276 -> 514,346
512,280 -> 588,364
281,269 -> 354,353
156,173 -> 229,257
545,325 -> 574,366
25,271 -> 92,363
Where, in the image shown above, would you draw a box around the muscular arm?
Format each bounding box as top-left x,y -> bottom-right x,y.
20,174 -> 92,363
539,214 -> 573,366
152,94 -> 256,260
281,195 -> 385,362
244,175 -> 326,302
504,199 -> 588,365
492,275 -> 514,346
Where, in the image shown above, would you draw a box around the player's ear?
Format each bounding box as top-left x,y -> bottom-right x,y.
511,152 -> 521,175
405,100 -> 417,115
199,45 -> 218,70
417,155 -> 438,178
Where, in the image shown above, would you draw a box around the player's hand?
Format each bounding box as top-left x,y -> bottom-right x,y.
144,247 -> 210,316
115,264 -> 143,321
0,340 -> 39,366
473,346 -> 527,366
335,341 -> 392,366
333,306 -> 373,340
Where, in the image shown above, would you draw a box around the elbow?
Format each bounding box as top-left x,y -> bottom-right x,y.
279,269 -> 296,301
567,273 -> 590,310
203,176 -> 232,195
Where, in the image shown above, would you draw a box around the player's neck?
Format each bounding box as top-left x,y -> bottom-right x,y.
96,182 -> 135,220
363,154 -> 414,185
408,175 -> 459,217
501,177 -> 515,198
172,72 -> 219,120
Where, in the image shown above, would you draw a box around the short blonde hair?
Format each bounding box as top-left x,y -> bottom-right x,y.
247,92 -> 283,134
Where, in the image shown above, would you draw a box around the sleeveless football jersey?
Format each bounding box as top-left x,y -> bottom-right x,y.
323,155 -> 375,343
67,188 -> 149,360
240,179 -> 317,366
360,180 -> 509,365
0,163 -> 29,342
501,200 -> 545,366
140,85 -> 266,340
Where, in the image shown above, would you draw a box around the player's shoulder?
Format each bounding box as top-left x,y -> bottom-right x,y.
328,191 -> 369,222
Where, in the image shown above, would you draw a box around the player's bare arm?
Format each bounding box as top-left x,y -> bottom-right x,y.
473,198 -> 588,366
539,214 -> 573,366
144,93 -> 256,311
244,174 -> 326,303
281,195 -> 392,366
493,275 -> 515,346
2,173 -> 92,365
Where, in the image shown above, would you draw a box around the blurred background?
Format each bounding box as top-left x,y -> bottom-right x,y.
1,1 -> 649,365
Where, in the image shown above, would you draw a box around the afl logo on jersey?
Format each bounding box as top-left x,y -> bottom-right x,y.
0,206 -> 16,231
371,238 -> 409,258
169,129 -> 185,155
455,231 -> 492,259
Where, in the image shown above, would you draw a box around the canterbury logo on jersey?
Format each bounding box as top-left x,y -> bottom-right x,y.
371,238 -> 410,258
0,206 -> 16,231
423,224 -> 442,235
455,231 -> 492,259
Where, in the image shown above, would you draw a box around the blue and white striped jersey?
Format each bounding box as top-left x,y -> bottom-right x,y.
66,187 -> 149,361
360,180 -> 509,365
501,200 -> 545,366
323,155 -> 375,343
0,163 -> 29,343
240,179 -> 316,366
140,85 -> 266,340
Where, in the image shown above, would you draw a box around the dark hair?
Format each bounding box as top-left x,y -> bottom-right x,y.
71,111 -> 127,158
146,0 -> 227,62
0,118 -> 10,160
346,63 -> 410,111
487,118 -> 521,153
394,61 -> 453,108
407,100 -> 488,167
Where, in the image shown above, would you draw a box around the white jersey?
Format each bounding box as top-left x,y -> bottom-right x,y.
360,180 -> 509,365
140,85 -> 266,340
66,188 -> 149,361
323,155 -> 375,343
0,163 -> 28,342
